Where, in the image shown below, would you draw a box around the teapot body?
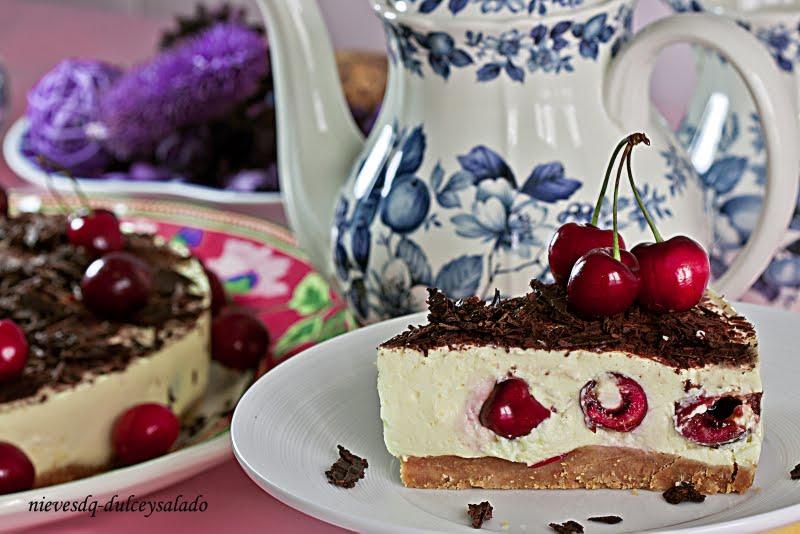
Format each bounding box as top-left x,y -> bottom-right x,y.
671,1 -> 800,308
332,0 -> 711,323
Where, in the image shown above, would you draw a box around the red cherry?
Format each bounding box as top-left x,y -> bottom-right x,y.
202,265 -> 227,315
0,320 -> 28,383
632,236 -> 710,313
580,372 -> 648,432
211,308 -> 270,370
0,442 -> 35,494
112,403 -> 180,465
566,247 -> 640,318
67,209 -> 125,256
674,394 -> 760,446
548,223 -> 626,285
81,252 -> 153,318
479,377 -> 551,439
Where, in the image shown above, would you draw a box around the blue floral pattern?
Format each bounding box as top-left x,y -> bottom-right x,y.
333,123 -> 677,322
386,4 -> 632,81
403,0 -> 584,16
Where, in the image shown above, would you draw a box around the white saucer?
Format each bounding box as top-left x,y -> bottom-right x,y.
232,304 -> 800,533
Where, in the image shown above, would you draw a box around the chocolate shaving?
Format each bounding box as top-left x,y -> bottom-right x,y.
549,520 -> 584,533
0,213 -> 207,404
382,281 -> 756,370
791,463 -> 800,480
663,482 -> 706,504
467,501 -> 493,529
325,445 -> 368,488
588,515 -> 622,524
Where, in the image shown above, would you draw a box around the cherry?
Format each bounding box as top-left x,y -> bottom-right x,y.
67,209 -> 125,256
0,442 -> 35,494
112,403 -> 180,465
567,248 -> 640,318
211,308 -> 270,370
81,251 -> 153,318
0,320 -> 28,383
580,372 -> 648,432
548,223 -> 626,285
479,377 -> 551,439
632,236 -> 710,313
202,264 -> 227,315
674,394 -> 759,446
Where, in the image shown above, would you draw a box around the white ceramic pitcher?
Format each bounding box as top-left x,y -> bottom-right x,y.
256,0 -> 798,323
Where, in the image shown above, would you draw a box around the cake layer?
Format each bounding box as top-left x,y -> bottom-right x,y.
383,282 -> 757,370
0,312 -> 210,482
400,446 -> 755,494
377,344 -> 762,470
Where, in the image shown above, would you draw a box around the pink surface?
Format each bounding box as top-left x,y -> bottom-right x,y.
0,1 -> 688,532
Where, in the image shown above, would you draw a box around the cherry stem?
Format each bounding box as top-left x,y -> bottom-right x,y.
591,139 -> 628,227
611,143 -> 631,262
36,156 -> 70,215
625,140 -> 663,243
35,156 -> 92,213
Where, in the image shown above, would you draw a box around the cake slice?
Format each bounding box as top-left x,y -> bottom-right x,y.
0,213 -> 211,487
377,281 -> 762,494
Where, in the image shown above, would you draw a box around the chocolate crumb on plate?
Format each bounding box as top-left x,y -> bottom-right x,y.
549,520 -> 584,533
663,482 -> 706,504
467,501 -> 493,529
588,515 -> 623,524
325,445 -> 368,488
791,463 -> 800,480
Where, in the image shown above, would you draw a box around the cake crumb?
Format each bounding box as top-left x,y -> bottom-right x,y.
630,488 -> 639,496
467,501 -> 493,529
791,463 -> 800,480
588,515 -> 623,524
549,520 -> 583,533
663,482 -> 706,504
325,445 -> 368,488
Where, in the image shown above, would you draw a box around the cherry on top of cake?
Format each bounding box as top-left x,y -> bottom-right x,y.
381,280 -> 756,370
0,212 -> 207,404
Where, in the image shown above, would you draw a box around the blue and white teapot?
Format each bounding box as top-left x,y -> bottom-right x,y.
256,0 -> 798,323
668,0 -> 800,310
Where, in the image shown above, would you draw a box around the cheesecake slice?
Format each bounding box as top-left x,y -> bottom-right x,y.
377,281 -> 761,494
0,213 -> 211,487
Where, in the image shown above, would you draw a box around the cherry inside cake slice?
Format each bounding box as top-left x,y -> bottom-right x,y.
377,281 -> 762,494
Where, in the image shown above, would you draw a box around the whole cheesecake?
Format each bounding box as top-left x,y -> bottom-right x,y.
0,212 -> 211,487
378,281 -> 762,494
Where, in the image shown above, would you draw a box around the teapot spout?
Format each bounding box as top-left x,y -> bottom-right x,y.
254,0 -> 365,278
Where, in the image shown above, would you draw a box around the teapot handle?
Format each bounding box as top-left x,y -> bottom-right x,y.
605,13 -> 799,299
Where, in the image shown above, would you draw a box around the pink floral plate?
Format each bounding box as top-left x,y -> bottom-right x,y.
0,193 -> 353,531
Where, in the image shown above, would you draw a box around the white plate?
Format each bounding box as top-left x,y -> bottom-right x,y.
232,304 -> 800,533
3,118 -> 281,207
0,363 -> 253,531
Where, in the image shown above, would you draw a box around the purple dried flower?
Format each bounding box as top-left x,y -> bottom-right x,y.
26,59 -> 122,176
96,23 -> 268,160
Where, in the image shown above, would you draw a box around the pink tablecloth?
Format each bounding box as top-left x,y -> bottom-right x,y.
0,1 -> 687,533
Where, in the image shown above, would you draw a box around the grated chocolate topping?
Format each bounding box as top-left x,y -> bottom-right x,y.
381,280 -> 756,370
0,213 -> 208,404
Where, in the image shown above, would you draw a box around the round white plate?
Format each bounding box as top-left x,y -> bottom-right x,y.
232,304 -> 800,533
3,118 -> 281,207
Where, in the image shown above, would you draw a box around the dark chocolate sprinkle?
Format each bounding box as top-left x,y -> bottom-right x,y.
791,463 -> 800,480
549,520 -> 584,533
588,515 -> 623,524
467,501 -> 493,529
663,482 -> 706,504
382,281 -> 756,370
325,445 -> 368,488
0,213 -> 207,404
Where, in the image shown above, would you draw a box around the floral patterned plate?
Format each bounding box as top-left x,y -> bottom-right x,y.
0,193 -> 353,531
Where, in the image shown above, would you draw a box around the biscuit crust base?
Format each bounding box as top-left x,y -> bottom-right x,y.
400,446 -> 755,494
